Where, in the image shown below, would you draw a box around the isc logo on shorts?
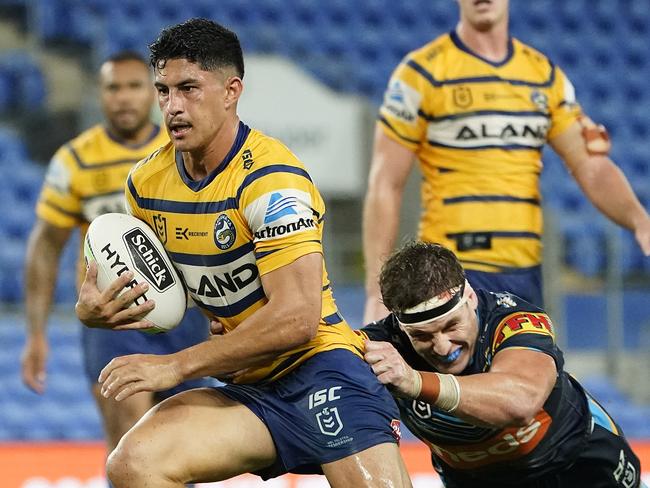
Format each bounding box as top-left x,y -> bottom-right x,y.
308,386 -> 341,409
309,386 -> 344,437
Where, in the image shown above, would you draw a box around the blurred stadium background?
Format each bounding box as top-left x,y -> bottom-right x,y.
0,0 -> 648,486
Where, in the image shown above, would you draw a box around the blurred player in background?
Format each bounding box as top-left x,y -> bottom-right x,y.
20,50 -> 210,452
363,0 -> 650,320
362,241 -> 642,488
75,19 -> 411,488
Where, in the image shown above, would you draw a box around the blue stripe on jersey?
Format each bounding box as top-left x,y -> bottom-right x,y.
42,198 -> 84,220
127,175 -> 237,214
170,242 -> 254,266
66,144 -> 140,169
323,311 -> 344,325
447,231 -> 541,240
443,195 -> 540,205
378,115 -> 420,145
235,165 -> 312,206
427,140 -> 544,151
193,286 -> 267,318
406,58 -> 555,89
254,249 -> 276,260
254,240 -> 322,261
459,260 -> 542,273
421,109 -> 548,123
80,190 -> 123,201
176,121 -> 251,192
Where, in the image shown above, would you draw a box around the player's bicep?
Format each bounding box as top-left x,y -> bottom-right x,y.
490,348 -> 557,400
368,125 -> 416,192
259,252 -> 322,329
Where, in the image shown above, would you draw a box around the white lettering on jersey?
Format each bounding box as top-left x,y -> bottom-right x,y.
427,113 -> 550,149
381,78 -> 422,125
244,189 -> 316,242
177,252 -> 261,307
82,193 -> 126,221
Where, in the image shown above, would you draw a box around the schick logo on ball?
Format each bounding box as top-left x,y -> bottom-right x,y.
123,229 -> 175,292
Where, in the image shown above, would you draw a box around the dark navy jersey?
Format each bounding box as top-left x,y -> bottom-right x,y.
361,289 -> 591,485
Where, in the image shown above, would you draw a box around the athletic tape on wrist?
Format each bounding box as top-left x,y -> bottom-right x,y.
435,373 -> 461,413
410,369 -> 423,398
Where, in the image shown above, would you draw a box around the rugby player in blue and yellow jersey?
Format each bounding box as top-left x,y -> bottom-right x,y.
21,50 -> 209,453
363,0 -> 650,319
75,19 -> 411,488
362,241 -> 642,488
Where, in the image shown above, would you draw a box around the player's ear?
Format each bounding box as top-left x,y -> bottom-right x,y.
466,283 -> 478,310
224,76 -> 243,109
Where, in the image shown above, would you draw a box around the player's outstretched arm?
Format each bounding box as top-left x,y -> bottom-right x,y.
365,339 -> 557,428
21,220 -> 72,393
363,126 -> 416,323
551,119 -> 650,255
75,260 -> 155,330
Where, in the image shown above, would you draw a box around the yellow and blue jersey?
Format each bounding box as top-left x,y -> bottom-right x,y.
379,31 -> 582,272
36,124 -> 168,286
126,121 -> 365,384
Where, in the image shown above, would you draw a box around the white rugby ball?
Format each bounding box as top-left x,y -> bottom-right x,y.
84,213 -> 186,333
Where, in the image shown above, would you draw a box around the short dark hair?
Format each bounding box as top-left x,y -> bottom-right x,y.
149,18 -> 244,78
103,50 -> 149,66
379,242 -> 465,313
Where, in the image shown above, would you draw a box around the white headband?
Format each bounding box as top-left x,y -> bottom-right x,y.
396,280 -> 469,326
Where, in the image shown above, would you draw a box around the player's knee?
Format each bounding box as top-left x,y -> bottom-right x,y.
106,434 -> 158,484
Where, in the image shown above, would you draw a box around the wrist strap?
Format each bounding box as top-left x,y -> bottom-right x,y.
417,372 -> 461,413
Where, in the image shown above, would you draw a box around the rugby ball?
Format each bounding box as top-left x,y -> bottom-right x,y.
84,213 -> 186,333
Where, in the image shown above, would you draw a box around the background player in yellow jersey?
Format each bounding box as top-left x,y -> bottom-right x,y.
74,19 -> 411,487
20,51 -> 209,453
363,0 -> 650,320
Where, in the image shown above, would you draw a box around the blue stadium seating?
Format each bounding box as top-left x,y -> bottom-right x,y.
0,52 -> 47,112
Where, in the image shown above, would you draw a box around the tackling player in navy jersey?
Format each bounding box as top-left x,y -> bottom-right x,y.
361,241 -> 642,488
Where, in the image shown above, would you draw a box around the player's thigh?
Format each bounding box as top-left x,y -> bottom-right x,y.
322,442 -> 412,488
90,383 -> 154,450
111,387 -> 277,482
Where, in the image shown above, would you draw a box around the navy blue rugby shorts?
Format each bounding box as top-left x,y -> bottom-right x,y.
465,265 -> 543,308
81,306 -> 212,397
219,348 -> 402,479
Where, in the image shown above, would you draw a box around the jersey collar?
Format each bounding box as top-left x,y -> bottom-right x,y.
104,124 -> 161,149
449,30 -> 514,67
176,120 -> 252,192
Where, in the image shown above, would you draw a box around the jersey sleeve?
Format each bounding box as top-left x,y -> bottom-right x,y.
35,146 -> 83,228
378,54 -> 429,151
547,65 -> 583,140
239,164 -> 324,276
359,316 -> 394,342
124,159 -> 150,221
491,311 -> 563,367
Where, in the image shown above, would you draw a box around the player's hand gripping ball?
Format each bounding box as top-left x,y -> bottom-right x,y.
84,213 -> 186,333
